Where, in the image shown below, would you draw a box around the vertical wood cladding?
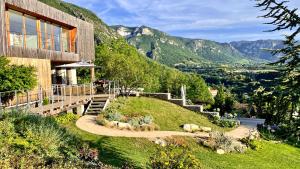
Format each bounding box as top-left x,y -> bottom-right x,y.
0,0 -> 95,62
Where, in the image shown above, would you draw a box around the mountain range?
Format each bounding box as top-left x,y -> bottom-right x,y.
112,25 -> 283,67
38,0 -> 283,68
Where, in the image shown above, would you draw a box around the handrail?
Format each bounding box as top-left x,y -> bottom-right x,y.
0,82 -> 118,114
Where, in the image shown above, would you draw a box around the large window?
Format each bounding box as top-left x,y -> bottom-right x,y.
9,10 -> 24,47
7,9 -> 76,53
25,15 -> 38,49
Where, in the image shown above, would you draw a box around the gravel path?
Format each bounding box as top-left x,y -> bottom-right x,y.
76,115 -> 261,139
76,115 -> 209,139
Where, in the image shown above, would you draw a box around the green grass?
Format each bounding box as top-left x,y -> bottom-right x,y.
65,122 -> 156,168
107,97 -> 228,132
61,97 -> 300,168
65,122 -> 300,169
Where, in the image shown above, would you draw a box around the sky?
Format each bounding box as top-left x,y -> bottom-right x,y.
64,0 -> 300,42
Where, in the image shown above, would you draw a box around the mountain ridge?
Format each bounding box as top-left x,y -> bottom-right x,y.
112,25 -> 282,66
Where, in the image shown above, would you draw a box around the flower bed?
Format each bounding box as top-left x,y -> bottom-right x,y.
96,112 -> 160,131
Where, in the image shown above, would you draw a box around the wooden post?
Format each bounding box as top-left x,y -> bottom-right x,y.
26,90 -> 30,108
90,67 -> 95,83
0,92 -> 2,110
69,85 -> 72,103
51,86 -> 54,113
77,85 -> 79,97
15,90 -> 18,109
108,81 -> 111,99
83,84 -> 85,96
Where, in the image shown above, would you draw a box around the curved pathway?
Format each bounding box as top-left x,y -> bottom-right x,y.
76,115 -> 261,139
76,115 -> 209,138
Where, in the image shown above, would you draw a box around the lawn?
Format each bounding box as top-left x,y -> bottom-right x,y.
66,122 -> 300,169
106,97 -> 228,132
62,97 -> 300,169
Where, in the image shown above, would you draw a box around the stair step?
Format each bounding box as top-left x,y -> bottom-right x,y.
91,102 -> 106,104
90,105 -> 104,108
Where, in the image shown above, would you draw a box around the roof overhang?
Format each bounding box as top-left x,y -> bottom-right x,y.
56,61 -> 95,68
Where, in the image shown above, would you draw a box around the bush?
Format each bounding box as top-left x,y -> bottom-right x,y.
199,132 -> 246,153
0,110 -> 113,168
149,145 -> 202,169
42,98 -> 50,105
240,137 -> 261,150
128,118 -> 140,128
55,112 -> 79,125
96,114 -> 108,126
140,115 -> 153,125
213,118 -> 239,128
107,112 -> 123,121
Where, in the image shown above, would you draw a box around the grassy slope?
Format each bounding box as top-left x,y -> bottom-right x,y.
61,97 -> 300,168
108,97 -> 227,132
66,122 -> 300,169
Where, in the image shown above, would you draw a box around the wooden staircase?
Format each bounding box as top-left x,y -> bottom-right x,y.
85,95 -> 109,115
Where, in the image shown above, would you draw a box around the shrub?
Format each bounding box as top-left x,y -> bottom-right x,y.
128,118 -> 140,128
42,98 -> 50,105
96,114 -> 108,126
240,137 -> 260,150
107,112 -> 123,121
55,112 -> 79,125
140,115 -> 154,125
211,132 -> 246,153
0,110 -> 114,168
213,118 -> 239,128
199,132 -> 246,153
149,145 -> 202,169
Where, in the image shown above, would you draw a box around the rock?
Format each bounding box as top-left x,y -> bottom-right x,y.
216,149 -> 225,154
107,121 -> 119,127
200,126 -> 212,132
248,129 -> 260,140
117,122 -> 132,130
154,138 -> 167,147
183,124 -> 199,132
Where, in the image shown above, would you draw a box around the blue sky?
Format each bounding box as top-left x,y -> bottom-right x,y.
64,0 -> 300,42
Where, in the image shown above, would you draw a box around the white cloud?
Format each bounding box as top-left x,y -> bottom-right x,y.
63,0 -> 300,41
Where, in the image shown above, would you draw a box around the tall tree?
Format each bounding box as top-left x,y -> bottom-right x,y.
256,0 -> 300,122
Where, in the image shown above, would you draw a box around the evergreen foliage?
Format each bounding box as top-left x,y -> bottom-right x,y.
255,0 -> 300,123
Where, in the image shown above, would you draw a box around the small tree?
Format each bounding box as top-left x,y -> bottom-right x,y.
214,85 -> 226,115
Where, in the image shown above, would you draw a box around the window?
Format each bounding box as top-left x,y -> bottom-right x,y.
9,10 -> 24,47
62,28 -> 70,52
25,15 -> 38,49
7,9 -> 76,53
53,25 -> 61,51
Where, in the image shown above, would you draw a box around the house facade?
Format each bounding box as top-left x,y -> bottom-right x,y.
0,0 -> 95,90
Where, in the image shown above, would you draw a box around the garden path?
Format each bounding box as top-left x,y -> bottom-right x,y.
76,115 -> 262,139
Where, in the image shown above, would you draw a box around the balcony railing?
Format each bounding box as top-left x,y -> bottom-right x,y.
0,81 -> 118,114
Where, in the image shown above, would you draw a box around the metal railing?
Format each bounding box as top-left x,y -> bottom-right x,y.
0,81 -> 119,112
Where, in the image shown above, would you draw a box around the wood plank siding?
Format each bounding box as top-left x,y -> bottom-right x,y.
0,0 -> 95,63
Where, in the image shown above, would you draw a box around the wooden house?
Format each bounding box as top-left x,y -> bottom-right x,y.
0,0 -> 95,90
